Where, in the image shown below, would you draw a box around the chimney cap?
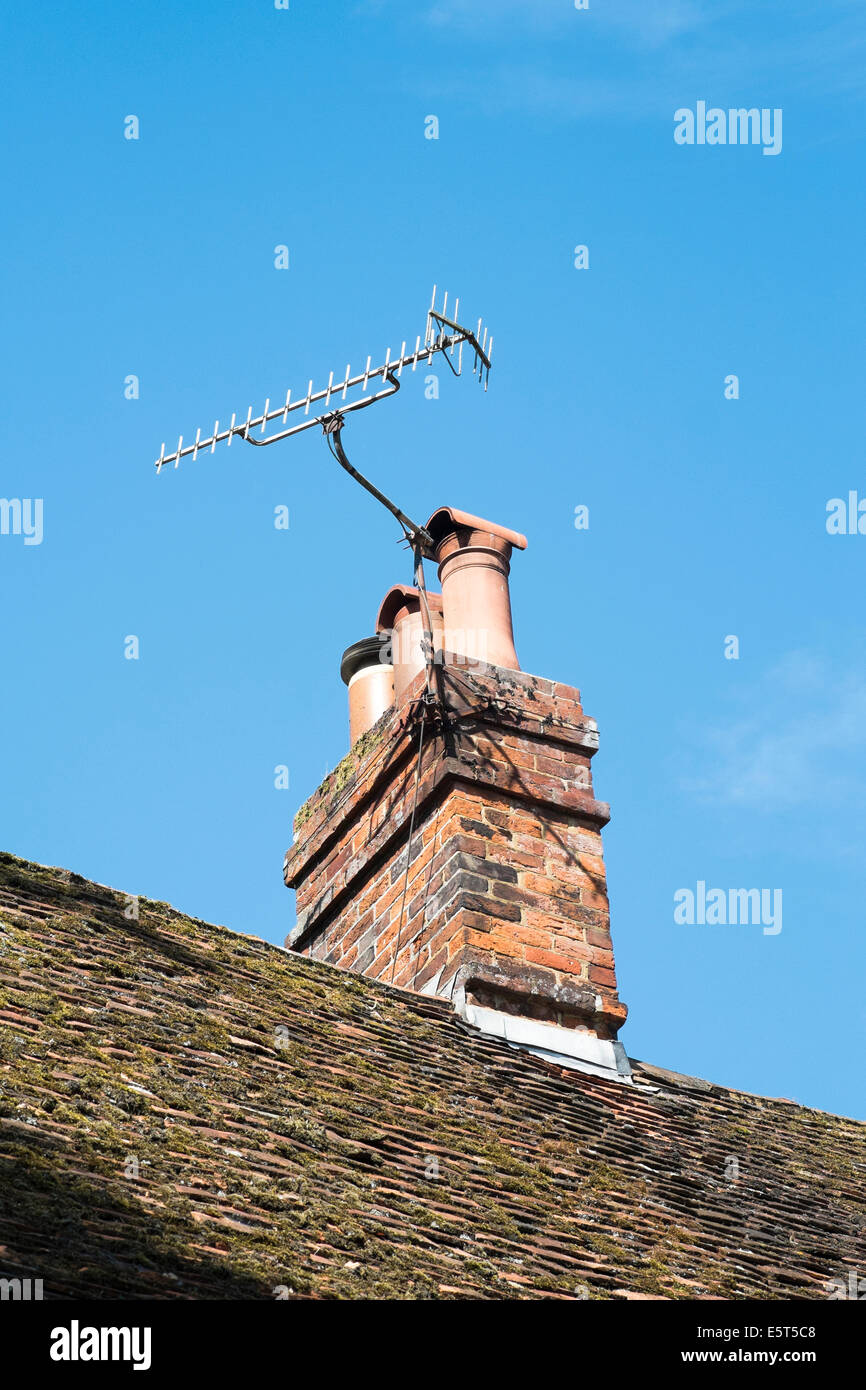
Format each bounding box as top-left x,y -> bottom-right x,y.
425,506 -> 528,552
375,584 -> 443,634
340,634 -> 390,686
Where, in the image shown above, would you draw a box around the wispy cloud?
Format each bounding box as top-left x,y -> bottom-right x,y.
424,0 -> 718,47
376,0 -> 866,120
420,63 -> 663,121
683,652 -> 866,812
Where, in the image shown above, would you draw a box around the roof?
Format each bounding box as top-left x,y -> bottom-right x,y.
1,851 -> 863,1301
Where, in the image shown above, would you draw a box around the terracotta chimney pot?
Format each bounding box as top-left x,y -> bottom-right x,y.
425,506 -> 527,672
340,636 -> 394,744
375,585 -> 444,704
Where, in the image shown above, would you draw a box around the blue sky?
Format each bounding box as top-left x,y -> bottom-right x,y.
1,1 -> 864,1117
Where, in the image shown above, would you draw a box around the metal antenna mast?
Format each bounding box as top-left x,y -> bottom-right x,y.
153,288 -> 493,556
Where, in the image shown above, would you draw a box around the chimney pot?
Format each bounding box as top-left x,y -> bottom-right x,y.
340,635 -> 394,744
375,585 -> 444,704
425,506 -> 527,672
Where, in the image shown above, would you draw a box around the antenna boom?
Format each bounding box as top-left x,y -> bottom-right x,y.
154,291 -> 492,473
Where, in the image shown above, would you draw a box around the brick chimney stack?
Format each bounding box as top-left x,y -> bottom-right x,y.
284,507 -> 630,1081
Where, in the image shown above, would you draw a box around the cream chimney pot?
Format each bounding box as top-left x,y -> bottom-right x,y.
340,636 -> 394,744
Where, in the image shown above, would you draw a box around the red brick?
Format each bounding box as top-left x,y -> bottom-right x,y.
586,928 -> 613,949
552,938 -> 593,962
525,946 -> 582,974
589,964 -> 617,989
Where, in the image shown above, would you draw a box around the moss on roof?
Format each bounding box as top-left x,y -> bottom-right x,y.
0,851 -> 863,1300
